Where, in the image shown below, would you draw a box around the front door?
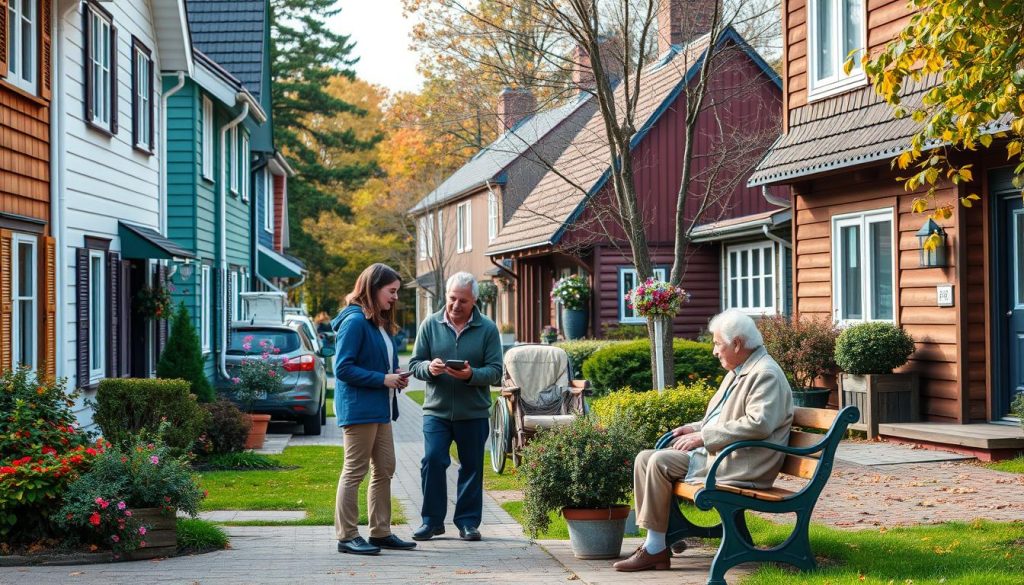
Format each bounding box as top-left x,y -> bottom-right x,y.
994,184 -> 1024,418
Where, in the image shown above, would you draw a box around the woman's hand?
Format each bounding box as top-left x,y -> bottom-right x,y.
384,373 -> 409,389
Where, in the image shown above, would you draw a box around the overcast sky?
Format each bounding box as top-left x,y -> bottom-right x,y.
329,1 -> 423,94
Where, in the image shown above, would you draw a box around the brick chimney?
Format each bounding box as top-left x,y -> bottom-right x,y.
658,0 -> 719,55
496,87 -> 537,133
572,37 -> 624,92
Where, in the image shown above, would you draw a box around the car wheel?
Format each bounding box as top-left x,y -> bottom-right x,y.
303,410 -> 322,436
320,398 -> 327,425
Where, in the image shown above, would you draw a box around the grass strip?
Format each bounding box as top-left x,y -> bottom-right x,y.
176,518 -> 229,553
987,455 -> 1024,474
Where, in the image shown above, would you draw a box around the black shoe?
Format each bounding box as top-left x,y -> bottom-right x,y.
338,536 -> 381,555
369,534 -> 417,550
458,526 -> 482,541
411,524 -> 445,541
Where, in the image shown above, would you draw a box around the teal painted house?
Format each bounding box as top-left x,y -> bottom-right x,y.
164,50 -> 266,384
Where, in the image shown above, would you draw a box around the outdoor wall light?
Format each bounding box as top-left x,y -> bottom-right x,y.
176,259 -> 195,281
916,218 -> 947,268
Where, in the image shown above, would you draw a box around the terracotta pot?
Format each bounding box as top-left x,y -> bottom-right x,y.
125,507 -> 176,560
244,413 -> 272,449
562,505 -> 630,559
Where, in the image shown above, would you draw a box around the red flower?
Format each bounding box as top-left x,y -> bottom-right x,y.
89,512 -> 101,526
41,446 -> 57,456
0,466 -> 15,474
85,448 -> 98,456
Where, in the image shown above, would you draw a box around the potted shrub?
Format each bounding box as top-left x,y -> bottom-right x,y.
499,322 -> 516,346
758,315 -> 839,408
230,336 -> 286,449
521,416 -> 643,559
540,325 -> 559,344
551,275 -> 590,340
835,322 -> 918,438
478,281 -> 498,311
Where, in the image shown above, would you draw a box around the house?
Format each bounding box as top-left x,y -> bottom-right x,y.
49,0 -> 193,423
748,0 -> 1024,458
409,85 -> 598,326
486,3 -> 787,344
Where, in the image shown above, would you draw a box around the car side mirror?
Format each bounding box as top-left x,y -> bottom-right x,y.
320,347 -> 336,358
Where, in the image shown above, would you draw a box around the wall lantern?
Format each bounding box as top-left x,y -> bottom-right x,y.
916,218 -> 947,268
168,258 -> 194,281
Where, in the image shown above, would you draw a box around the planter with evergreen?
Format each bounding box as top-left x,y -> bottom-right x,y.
835,322 -> 918,438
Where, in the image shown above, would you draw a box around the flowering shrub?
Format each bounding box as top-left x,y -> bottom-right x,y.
520,416 -> 643,537
135,280 -> 174,320
550,275 -> 590,311
624,278 -> 689,319
232,336 -> 285,412
540,325 -> 558,343
758,315 -> 839,390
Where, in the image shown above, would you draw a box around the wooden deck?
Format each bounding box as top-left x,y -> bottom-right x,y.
879,421 -> 1024,461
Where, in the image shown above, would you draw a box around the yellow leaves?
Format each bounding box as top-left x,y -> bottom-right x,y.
1008,141 -> 1022,160
931,205 -> 954,222
979,133 -> 993,148
897,151 -> 915,170
960,193 -> 980,208
911,197 -> 929,213
844,57 -> 855,76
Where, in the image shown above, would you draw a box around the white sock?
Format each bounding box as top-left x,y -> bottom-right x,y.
644,529 -> 666,554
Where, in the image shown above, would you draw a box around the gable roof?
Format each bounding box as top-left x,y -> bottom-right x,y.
486,28 -> 779,256
409,92 -> 596,215
185,0 -> 266,102
153,0 -> 194,74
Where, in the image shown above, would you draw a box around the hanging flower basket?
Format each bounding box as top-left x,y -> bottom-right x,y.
624,278 -> 689,319
135,282 -> 175,320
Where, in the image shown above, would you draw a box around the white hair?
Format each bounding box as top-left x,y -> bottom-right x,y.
446,272 -> 479,299
708,309 -> 763,349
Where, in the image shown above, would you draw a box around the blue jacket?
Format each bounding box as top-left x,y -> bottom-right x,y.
332,305 -> 399,427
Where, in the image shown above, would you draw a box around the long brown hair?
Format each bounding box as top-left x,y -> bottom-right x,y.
345,263 -> 402,334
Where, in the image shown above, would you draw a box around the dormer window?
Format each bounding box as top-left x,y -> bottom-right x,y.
808,0 -> 865,100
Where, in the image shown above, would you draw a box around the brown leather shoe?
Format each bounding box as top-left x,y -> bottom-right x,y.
613,545 -> 671,572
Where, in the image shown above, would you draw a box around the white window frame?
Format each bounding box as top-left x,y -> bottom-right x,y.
240,134 -> 250,202
86,2 -> 114,128
7,0 -> 38,93
202,97 -> 214,180
418,215 -> 429,259
725,242 -> 777,316
88,250 -> 106,383
488,190 -> 498,241
229,126 -> 239,195
201,265 -> 212,353
807,0 -> 867,101
619,267 -> 666,324
230,271 -> 239,322
831,208 -> 896,324
263,170 -> 274,232
11,234 -> 38,369
147,260 -> 159,375
456,201 -> 472,253
132,39 -> 153,151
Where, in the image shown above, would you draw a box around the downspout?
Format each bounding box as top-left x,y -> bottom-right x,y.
761,225 -> 791,249
218,101 -> 249,380
762,224 -> 792,314
160,72 -> 186,236
284,272 -> 306,292
761,185 -> 790,209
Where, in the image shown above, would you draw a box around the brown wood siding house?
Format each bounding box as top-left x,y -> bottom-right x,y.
488,22 -> 787,344
750,0 -> 1024,458
0,0 -> 56,378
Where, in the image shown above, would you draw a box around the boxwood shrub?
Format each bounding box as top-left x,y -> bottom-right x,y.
835,322 -> 916,374
94,378 -> 210,456
554,339 -> 619,376
591,380 -> 717,447
582,339 -> 723,395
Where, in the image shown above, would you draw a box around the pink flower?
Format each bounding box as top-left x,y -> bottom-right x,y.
242,343 -> 252,351
111,535 -> 120,543
117,501 -> 126,510
150,456 -> 160,465
125,511 -> 132,517
272,348 -> 280,354
243,335 -> 254,343
139,526 -> 147,536
232,377 -> 241,384
268,370 -> 276,377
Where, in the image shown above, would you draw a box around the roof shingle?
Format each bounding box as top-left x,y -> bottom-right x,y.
186,0 -> 266,102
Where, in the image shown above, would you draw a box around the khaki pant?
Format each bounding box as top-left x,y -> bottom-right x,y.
633,448 -> 692,533
335,423 -> 395,540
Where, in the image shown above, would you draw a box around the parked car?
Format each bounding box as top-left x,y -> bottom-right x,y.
285,314 -> 321,353
223,322 -> 335,435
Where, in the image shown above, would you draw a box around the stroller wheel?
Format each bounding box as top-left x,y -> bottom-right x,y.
489,397 -> 511,474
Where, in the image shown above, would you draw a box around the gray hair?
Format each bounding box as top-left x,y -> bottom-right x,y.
708,309 -> 763,349
446,271 -> 479,299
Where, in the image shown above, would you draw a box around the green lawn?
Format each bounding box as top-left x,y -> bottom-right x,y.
987,456 -> 1024,474
326,398 -> 334,418
197,446 -> 404,526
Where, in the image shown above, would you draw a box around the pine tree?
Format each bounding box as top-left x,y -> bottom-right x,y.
157,302 -> 215,403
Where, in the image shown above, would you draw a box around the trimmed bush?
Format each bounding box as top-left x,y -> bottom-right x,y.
94,378 -> 210,456
582,339 -> 723,395
1013,394 -> 1024,431
591,380 -> 717,447
600,322 -> 648,340
157,302 -> 215,402
554,339 -> 618,376
835,322 -> 916,374
197,399 -> 251,455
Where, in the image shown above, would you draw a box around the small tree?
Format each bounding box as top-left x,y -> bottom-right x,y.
157,302 -> 214,402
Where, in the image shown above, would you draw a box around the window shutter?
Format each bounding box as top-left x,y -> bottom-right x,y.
110,25 -> 119,134
0,0 -> 8,78
82,7 -> 93,123
0,230 -> 11,372
76,248 -> 90,388
148,58 -> 155,150
39,0 -> 52,100
156,264 -> 168,353
131,45 -> 139,146
107,251 -> 120,377
43,237 -> 56,378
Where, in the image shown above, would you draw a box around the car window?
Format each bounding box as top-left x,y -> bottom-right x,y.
287,318 -> 319,349
295,327 -> 315,351
228,329 -> 301,354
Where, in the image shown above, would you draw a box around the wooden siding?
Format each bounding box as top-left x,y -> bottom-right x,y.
273,173 -> 285,252
0,90 -> 50,219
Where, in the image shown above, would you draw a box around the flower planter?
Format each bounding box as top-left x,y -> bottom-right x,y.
839,373 -> 919,439
125,507 -> 176,560
244,413 -> 272,449
500,333 -> 516,346
562,505 -> 630,559
792,387 -> 831,408
561,308 -> 588,340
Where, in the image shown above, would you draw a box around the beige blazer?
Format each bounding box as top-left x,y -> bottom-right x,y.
689,346 -> 794,489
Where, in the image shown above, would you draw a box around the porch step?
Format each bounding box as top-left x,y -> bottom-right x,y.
879,422 -> 1024,450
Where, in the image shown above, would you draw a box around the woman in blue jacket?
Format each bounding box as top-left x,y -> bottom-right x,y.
332,263 -> 415,555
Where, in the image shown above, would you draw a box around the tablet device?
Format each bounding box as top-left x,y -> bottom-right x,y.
444,359 -> 467,370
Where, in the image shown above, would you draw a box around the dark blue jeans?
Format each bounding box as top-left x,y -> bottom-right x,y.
420,415 -> 489,529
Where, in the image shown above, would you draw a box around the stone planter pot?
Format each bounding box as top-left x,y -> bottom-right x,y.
561,308 -> 588,340
244,413 -> 272,449
500,333 -> 516,346
125,507 -> 177,560
562,505 -> 630,559
839,373 -> 919,439
792,387 -> 831,408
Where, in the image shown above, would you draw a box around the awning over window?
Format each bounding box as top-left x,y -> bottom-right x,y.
258,244 -> 303,279
118,222 -> 195,260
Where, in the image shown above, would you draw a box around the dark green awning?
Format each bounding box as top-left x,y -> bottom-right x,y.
118,222 -> 195,260
258,245 -> 303,278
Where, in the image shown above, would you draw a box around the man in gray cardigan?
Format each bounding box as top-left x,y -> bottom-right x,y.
408,272 -> 503,542
614,309 -> 794,572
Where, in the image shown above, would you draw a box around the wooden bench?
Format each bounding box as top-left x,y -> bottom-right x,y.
654,405 -> 860,585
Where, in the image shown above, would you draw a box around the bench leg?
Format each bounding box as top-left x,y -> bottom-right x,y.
666,496 -> 723,548
771,509 -> 816,572
706,508 -> 755,585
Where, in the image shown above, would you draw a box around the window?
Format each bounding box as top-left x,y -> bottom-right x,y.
263,170 -> 274,232
240,135 -> 250,202
619,267 -> 666,323
832,209 -> 894,322
11,234 -> 37,369
131,38 -> 154,152
488,191 -> 498,241
230,271 -> 239,322
89,250 -> 106,382
84,0 -> 117,133
201,265 -> 212,352
456,201 -> 472,253
229,126 -> 239,195
418,215 -> 429,259
808,0 -> 865,99
7,0 -> 38,93
725,242 -> 776,315
202,97 -> 214,180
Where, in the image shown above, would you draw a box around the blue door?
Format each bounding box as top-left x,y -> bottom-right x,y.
995,186 -> 1024,417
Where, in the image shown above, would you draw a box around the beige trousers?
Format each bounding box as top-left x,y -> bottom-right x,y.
633,448 -> 692,533
335,423 -> 395,540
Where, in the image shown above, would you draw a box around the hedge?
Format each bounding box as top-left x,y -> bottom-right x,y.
94,378 -> 210,455
554,339 -> 620,376
591,381 -> 717,447
582,339 -> 724,395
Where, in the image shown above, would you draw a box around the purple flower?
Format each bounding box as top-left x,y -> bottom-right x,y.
232,377 -> 241,384
117,501 -> 126,510
242,343 -> 252,351
150,455 -> 160,465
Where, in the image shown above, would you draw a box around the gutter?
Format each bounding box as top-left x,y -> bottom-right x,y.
762,224 -> 792,249
217,98 -> 250,381
761,185 -> 790,209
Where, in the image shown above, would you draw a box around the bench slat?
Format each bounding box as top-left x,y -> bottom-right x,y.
780,455 -> 817,479
788,430 -> 824,456
793,406 -> 837,430
673,481 -> 795,502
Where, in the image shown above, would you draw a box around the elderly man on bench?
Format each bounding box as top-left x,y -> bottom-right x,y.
614,309 -> 794,572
